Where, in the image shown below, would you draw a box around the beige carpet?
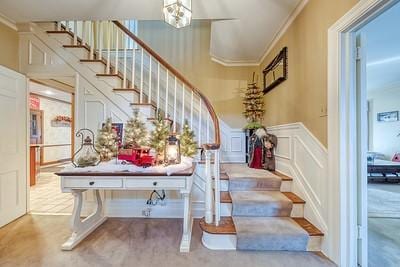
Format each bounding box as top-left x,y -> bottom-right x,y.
0,215 -> 335,267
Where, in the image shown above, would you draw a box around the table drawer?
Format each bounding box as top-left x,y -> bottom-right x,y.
63,178 -> 123,189
125,178 -> 186,189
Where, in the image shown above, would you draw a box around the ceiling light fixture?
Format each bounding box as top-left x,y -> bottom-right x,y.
163,0 -> 192,29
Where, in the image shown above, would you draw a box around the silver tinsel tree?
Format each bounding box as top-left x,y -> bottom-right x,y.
95,118 -> 118,161
124,109 -> 148,148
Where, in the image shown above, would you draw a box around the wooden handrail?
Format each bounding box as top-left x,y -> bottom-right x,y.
113,21 -> 220,148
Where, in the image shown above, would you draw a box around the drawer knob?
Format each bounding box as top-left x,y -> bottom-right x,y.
153,181 -> 158,186
89,181 -> 95,186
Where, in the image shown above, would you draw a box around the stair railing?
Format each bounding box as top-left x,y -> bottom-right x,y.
56,20 -> 222,226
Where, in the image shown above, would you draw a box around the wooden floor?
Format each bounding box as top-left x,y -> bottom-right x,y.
0,215 -> 335,267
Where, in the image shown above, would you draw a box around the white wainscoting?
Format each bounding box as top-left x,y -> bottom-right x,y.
220,120 -> 246,163
267,123 -> 329,252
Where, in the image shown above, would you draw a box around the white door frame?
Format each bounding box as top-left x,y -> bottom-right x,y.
327,0 -> 399,266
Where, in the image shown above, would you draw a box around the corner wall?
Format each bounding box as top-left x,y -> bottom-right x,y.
260,0 -> 358,147
0,21 -> 19,72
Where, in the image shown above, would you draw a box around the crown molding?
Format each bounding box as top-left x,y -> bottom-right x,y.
210,0 -> 309,67
0,12 -> 17,31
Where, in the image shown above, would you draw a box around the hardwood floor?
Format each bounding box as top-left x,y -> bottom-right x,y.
0,215 -> 335,267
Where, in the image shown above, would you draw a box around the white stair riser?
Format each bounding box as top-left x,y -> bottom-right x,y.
280,181 -> 291,192
97,76 -> 122,88
201,232 -> 322,252
48,33 -> 73,46
220,180 -> 229,191
220,202 -> 304,217
36,22 -> 57,31
64,47 -> 89,60
82,62 -> 106,74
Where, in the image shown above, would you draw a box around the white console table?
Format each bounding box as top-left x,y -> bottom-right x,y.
56,165 -> 194,252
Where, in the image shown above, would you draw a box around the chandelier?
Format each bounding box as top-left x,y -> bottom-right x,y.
163,0 -> 192,29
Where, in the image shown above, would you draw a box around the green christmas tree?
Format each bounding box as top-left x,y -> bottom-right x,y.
180,121 -> 197,157
149,110 -> 170,163
95,118 -> 118,161
243,72 -> 264,129
124,109 -> 148,148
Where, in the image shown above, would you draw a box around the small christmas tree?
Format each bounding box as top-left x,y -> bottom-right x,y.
180,121 -> 197,157
243,72 -> 264,129
95,118 -> 118,161
124,109 -> 148,148
149,110 -> 170,163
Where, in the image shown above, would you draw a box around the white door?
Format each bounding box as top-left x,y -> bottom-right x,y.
0,66 -> 27,227
356,32 -> 368,266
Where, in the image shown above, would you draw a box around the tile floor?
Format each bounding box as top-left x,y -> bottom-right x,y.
30,167 -> 73,215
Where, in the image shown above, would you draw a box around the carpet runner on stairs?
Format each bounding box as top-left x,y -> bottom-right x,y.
225,164 -> 309,251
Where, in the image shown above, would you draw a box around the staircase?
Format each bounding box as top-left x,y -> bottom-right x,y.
199,164 -> 324,251
35,20 -> 323,252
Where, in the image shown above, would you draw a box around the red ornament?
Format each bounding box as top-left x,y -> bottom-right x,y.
118,147 -> 155,167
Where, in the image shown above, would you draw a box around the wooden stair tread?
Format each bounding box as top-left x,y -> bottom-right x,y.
213,172 -> 229,180
130,102 -> 157,109
218,191 -> 232,203
63,44 -> 90,51
47,30 -> 74,37
282,192 -> 306,204
80,59 -> 107,65
271,171 -> 293,181
113,88 -> 140,93
96,73 -> 123,79
199,217 -> 236,235
292,218 -> 324,236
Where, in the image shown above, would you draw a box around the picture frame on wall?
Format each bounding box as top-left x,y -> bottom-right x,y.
377,111 -> 399,122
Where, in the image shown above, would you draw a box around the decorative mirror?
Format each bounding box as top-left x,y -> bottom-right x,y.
263,47 -> 288,94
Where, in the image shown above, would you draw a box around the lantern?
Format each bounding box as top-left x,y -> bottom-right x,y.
163,0 -> 192,29
72,129 -> 101,167
164,135 -> 181,165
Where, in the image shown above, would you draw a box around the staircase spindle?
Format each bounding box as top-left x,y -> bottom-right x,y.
98,22 -> 103,60
131,45 -> 136,88
148,56 -> 152,104
89,22 -> 94,60
165,70 -> 169,117
81,21 -> 86,47
114,26 -> 119,75
214,150 -> 221,225
207,113 -> 210,143
157,63 -> 160,110
73,21 -> 77,45
173,77 -> 177,133
57,21 -> 61,31
140,49 -> 144,103
106,22 -> 111,74
123,41 -> 127,88
181,84 -> 185,129
190,91 -> 194,129
198,98 -> 202,145
204,150 -> 213,224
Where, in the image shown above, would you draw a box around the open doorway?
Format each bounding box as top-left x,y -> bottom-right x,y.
28,79 -> 75,215
358,3 -> 400,265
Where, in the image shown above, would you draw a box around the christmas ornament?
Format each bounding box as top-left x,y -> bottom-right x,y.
243,72 -> 264,129
95,118 -> 119,161
72,129 -> 101,167
180,121 -> 197,157
124,109 -> 148,148
149,110 -> 171,163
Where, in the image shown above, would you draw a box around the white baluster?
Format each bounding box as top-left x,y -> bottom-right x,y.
89,22 -> 94,60
106,22 -> 111,74
140,49 -> 144,103
165,70 -> 169,117
190,91 -> 194,129
123,41 -> 127,88
57,22 -> 61,31
204,150 -> 213,224
157,63 -> 160,110
198,98 -> 202,145
207,113 -> 210,143
81,21 -> 86,46
66,20 -> 70,31
173,77 -> 177,133
98,22 -> 103,61
114,27 -> 119,75
148,56 -> 152,104
131,43 -> 136,88
73,21 -> 77,45
181,84 -> 185,129
214,150 -> 221,225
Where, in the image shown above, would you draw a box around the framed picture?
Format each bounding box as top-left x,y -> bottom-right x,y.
377,111 -> 399,122
102,122 -> 124,145
263,47 -> 288,94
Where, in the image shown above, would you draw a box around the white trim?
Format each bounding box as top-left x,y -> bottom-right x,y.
0,12 -> 17,31
327,0 -> 398,266
210,0 -> 309,67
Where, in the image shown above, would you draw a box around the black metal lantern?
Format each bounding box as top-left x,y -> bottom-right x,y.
164,135 -> 181,165
72,129 -> 101,167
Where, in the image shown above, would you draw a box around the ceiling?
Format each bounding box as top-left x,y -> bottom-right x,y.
0,0 -> 303,65
363,2 -> 400,92
30,81 -> 72,102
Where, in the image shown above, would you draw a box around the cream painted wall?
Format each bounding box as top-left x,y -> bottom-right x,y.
137,21 -> 257,129
368,87 -> 400,160
260,0 -> 358,147
0,21 -> 19,71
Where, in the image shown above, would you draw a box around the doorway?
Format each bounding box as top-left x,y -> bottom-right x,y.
28,79 -> 75,215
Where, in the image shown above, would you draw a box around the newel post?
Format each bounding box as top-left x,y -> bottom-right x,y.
204,149 -> 213,224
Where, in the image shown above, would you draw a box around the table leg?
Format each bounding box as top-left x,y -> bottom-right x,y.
61,189 -> 107,250
180,192 -> 193,253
